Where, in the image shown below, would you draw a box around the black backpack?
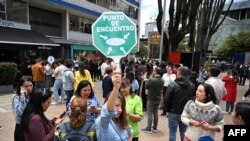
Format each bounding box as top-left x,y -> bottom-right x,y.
59,122 -> 95,141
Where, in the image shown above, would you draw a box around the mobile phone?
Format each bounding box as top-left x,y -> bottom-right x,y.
59,111 -> 66,118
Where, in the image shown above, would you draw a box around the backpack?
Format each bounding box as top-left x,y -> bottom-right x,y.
59,122 -> 95,141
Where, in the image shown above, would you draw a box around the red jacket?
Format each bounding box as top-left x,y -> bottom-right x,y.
222,75 -> 237,102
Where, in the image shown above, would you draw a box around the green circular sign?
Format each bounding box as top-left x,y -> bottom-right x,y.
92,12 -> 137,58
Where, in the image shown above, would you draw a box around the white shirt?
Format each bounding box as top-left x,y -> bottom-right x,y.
205,77 -> 226,103
162,73 -> 176,87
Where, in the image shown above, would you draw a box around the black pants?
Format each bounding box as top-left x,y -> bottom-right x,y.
244,85 -> 250,97
132,137 -> 139,141
14,124 -> 25,141
162,86 -> 168,114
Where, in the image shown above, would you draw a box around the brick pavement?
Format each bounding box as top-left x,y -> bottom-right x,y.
0,78 -> 249,141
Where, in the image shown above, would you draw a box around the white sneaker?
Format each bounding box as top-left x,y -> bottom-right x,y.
242,96 -> 246,101
51,101 -> 58,105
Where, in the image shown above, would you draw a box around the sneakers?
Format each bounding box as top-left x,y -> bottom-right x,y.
242,96 -> 246,101
152,127 -> 158,132
141,128 -> 152,134
51,101 -> 59,105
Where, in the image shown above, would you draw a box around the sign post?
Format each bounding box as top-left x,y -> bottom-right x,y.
92,12 -> 137,66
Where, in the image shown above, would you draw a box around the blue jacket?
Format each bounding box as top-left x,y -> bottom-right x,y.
95,104 -> 132,141
12,94 -> 29,124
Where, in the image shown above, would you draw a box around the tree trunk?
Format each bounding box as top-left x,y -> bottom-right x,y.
156,0 -> 169,62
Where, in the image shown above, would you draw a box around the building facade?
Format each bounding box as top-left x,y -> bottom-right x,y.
209,0 -> 250,51
0,0 -> 140,68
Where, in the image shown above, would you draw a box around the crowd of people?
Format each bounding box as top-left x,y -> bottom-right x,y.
11,56 -> 250,141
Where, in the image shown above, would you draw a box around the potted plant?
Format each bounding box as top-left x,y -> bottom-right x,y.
0,62 -> 17,94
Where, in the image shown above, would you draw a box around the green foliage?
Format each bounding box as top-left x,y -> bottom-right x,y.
135,43 -> 149,58
217,32 -> 250,58
0,62 -> 17,85
177,40 -> 188,52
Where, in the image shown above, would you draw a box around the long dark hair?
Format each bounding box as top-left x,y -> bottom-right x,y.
104,92 -> 129,130
121,78 -> 133,95
17,78 -> 33,96
21,89 -> 52,130
75,80 -> 94,98
78,62 -> 87,77
235,102 -> 250,125
199,83 -> 219,104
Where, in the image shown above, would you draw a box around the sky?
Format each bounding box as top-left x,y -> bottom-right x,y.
139,0 -> 247,37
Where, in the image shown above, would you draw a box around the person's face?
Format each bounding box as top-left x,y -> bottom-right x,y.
22,81 -> 33,94
114,98 -> 123,118
231,111 -> 245,125
196,85 -> 206,102
80,85 -> 92,99
167,68 -> 172,74
120,83 -> 130,97
42,96 -> 52,111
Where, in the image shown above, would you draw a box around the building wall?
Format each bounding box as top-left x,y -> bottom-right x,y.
209,17 -> 250,51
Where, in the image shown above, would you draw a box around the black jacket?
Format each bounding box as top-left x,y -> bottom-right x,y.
164,77 -> 195,115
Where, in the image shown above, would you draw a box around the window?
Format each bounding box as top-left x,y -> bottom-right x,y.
79,17 -> 85,32
29,7 -> 62,36
240,9 -> 246,20
69,14 -> 93,34
247,9 -> 250,19
0,0 -> 5,12
69,14 -> 79,31
0,0 -> 5,20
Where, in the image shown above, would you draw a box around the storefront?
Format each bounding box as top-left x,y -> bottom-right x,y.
71,44 -> 104,61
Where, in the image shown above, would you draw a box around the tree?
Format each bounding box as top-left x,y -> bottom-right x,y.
217,32 -> 250,58
135,43 -> 149,58
156,0 -> 233,63
195,0 -> 234,53
156,0 -> 202,61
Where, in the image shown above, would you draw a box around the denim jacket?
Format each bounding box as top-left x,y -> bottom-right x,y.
12,94 -> 29,124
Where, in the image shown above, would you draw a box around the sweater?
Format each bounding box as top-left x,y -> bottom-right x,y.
145,75 -> 164,103
24,115 -> 55,141
181,100 -> 224,141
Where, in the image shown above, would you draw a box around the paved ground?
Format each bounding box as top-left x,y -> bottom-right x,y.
1,75 -> 249,141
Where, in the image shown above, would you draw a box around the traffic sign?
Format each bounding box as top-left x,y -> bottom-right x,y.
47,56 -> 55,64
92,12 -> 137,59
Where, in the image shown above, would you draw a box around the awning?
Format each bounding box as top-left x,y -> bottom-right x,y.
0,27 -> 59,46
71,44 -> 98,51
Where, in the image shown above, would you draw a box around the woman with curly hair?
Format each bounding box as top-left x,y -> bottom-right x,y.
54,96 -> 96,141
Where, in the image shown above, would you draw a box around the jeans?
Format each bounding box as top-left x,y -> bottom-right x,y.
34,81 -> 46,90
146,101 -> 160,129
168,112 -> 187,141
65,89 -> 74,107
53,79 -> 65,102
226,102 -> 234,113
